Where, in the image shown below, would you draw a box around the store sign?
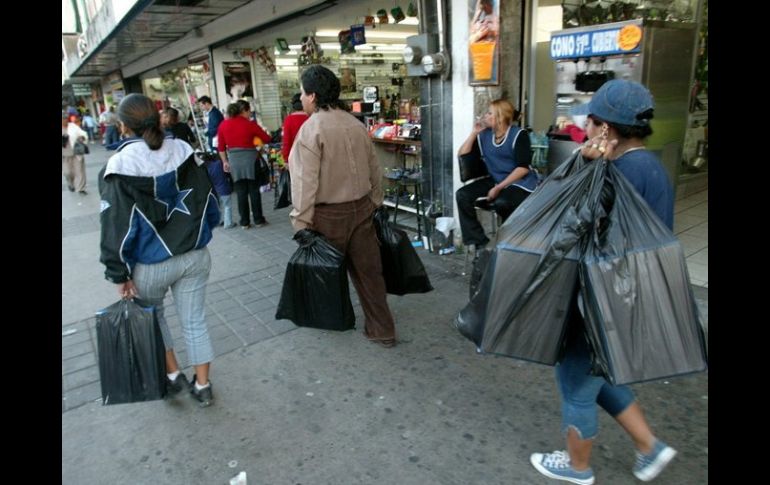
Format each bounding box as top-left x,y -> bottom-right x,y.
550,22 -> 643,60
72,84 -> 91,96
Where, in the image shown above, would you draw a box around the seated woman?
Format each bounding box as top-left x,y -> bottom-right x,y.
455,99 -> 539,249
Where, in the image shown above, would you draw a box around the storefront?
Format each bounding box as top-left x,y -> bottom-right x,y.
210,0 -> 433,230
523,0 -> 707,193
136,51 -> 216,148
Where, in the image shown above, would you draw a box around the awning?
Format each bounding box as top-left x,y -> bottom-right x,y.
72,0 -> 253,77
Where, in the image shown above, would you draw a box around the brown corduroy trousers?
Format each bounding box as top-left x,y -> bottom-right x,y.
312,196 -> 396,341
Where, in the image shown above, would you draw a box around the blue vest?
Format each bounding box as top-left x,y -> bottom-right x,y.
477,126 -> 539,192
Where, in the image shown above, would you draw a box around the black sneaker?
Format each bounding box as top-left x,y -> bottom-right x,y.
253,218 -> 268,228
190,375 -> 214,407
166,372 -> 190,397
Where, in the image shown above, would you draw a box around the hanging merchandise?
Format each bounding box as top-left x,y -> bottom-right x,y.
350,24 -> 367,46
364,15 -> 375,27
255,46 -> 276,73
377,9 -> 389,23
407,2 -> 418,17
391,5 -> 406,23
300,35 -> 323,65
338,29 -> 356,54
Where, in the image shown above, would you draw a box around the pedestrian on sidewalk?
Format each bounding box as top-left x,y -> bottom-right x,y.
62,115 -> 89,194
205,155 -> 236,229
98,93 -> 221,407
529,80 -> 676,485
216,101 -> 272,228
289,65 -> 397,347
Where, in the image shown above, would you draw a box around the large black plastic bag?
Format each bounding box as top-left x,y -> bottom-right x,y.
274,169 -> 291,210
456,153 -> 603,364
275,229 -> 355,330
95,299 -> 167,405
373,207 -> 433,295
578,163 -> 708,385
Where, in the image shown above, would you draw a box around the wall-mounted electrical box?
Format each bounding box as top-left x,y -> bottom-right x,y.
403,33 -> 438,77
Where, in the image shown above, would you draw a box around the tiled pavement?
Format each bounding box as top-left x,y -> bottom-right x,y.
62,145 -> 707,412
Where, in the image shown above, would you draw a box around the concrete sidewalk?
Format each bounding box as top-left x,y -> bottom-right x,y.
62,144 -> 708,484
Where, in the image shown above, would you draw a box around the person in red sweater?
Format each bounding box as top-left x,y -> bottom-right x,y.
217,101 -> 272,228
281,93 -> 310,167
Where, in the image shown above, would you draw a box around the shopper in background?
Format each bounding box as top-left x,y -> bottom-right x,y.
100,105 -> 120,147
529,80 -> 676,485
205,156 -> 236,229
62,115 -> 89,194
162,107 -> 197,147
198,96 -> 224,153
216,101 -> 272,228
281,92 -> 310,167
98,93 -> 220,407
289,65 -> 396,347
82,110 -> 98,143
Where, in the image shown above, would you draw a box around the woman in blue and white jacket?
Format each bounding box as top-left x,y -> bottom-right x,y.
98,94 -> 220,407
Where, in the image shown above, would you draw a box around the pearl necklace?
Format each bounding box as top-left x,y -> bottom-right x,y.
617,146 -> 645,158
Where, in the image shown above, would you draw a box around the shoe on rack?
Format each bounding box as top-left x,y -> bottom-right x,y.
189,375 -> 214,407
530,451 -> 595,485
633,440 -> 677,482
166,372 -> 190,397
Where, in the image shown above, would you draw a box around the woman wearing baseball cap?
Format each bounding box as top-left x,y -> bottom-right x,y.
530,80 -> 677,484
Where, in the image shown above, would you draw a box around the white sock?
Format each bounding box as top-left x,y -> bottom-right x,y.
167,370 -> 180,381
195,380 -> 210,390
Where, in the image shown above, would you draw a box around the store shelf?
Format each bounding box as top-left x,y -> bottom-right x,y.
371,138 -> 421,147
383,200 -> 418,214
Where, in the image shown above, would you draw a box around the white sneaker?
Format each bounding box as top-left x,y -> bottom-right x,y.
530,450 -> 595,485
633,440 -> 677,481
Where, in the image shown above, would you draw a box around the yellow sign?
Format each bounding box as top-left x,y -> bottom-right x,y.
618,24 -> 643,51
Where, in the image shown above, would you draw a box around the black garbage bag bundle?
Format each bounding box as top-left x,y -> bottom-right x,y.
457,151 -> 708,384
274,169 -> 292,210
373,206 -> 433,295
456,152 -> 603,364
275,229 -> 355,331
578,163 -> 708,385
95,299 -> 167,405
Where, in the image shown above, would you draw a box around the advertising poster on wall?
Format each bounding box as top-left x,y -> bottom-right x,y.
469,0 -> 500,86
223,61 -> 254,104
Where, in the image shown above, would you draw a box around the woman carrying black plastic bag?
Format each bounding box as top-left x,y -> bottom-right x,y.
529,80 -> 677,484
99,94 -> 221,407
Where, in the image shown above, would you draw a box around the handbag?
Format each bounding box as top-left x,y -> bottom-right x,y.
256,152 -> 270,186
74,141 -> 90,155
458,140 -> 488,182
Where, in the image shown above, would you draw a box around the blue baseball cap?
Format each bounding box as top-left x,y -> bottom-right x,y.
571,79 -> 654,127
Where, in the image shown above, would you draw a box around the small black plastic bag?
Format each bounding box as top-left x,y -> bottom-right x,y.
275,229 -> 355,330
95,299 -> 167,405
274,169 -> 292,209
373,207 -> 433,295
